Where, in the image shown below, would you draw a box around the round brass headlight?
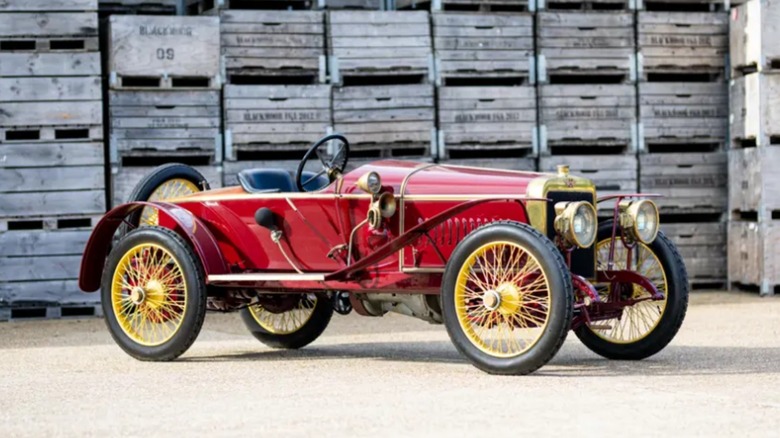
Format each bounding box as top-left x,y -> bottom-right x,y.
625,200 -> 659,244
356,171 -> 382,194
554,201 -> 597,248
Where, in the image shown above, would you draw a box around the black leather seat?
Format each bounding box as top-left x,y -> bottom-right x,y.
237,168 -> 329,193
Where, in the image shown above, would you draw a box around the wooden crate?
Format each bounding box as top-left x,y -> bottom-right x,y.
538,155 -> 637,211
327,11 -> 432,85
0,140 -> 105,220
109,15 -> 220,89
221,11 -> 325,83
728,147 -> 780,220
432,13 -> 533,85
439,158 -> 536,171
638,12 -> 728,78
662,221 -> 726,286
640,152 -> 727,214
538,0 -> 631,10
109,89 -> 221,160
638,82 -> 728,151
730,72 -> 780,147
0,221 -> 101,312
730,0 -> 780,76
333,84 -> 435,156
437,86 -> 536,158
728,219 -> 780,295
111,164 -> 222,207
224,85 -> 331,160
0,77 -> 103,142
538,84 -> 637,154
537,12 -> 635,83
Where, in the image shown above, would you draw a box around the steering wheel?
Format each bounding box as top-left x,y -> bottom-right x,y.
295,133 -> 350,192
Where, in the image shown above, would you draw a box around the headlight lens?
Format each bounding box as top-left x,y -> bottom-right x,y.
357,171 -> 382,194
625,200 -> 659,244
554,201 -> 597,248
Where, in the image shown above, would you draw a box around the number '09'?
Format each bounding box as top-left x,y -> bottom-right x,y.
156,48 -> 174,60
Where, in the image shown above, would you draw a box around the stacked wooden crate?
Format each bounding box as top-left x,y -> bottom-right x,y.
0,0 -> 104,319
636,6 -> 729,288
220,8 -> 331,184
433,11 -> 536,171
108,15 -> 223,206
728,0 -> 780,295
328,11 -> 436,159
537,4 -> 638,210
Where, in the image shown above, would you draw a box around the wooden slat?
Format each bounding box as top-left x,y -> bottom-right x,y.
0,142 -> 103,168
0,53 -> 100,77
0,77 -> 101,102
0,191 -> 105,218
0,0 -> 97,12
0,101 -> 102,128
1,166 -> 104,194
0,12 -> 98,38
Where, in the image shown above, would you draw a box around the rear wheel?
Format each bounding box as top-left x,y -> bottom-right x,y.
125,163 -> 209,227
240,293 -> 334,349
101,226 -> 208,361
575,221 -> 689,360
441,222 -> 573,375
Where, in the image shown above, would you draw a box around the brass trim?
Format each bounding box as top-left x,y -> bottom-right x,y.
209,273 -> 326,282
525,175 -> 597,234
168,192 -> 373,203
401,267 -> 445,274
398,163 -> 440,270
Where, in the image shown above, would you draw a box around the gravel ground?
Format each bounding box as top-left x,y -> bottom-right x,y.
0,291 -> 779,437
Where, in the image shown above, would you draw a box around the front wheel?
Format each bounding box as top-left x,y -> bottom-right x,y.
240,293 -> 334,349
441,221 -> 573,375
575,221 -> 689,360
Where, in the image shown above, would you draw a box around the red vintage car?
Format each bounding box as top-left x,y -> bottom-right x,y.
79,134 -> 688,375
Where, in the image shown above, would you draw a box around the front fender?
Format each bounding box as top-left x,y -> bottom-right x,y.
79,201 -> 228,292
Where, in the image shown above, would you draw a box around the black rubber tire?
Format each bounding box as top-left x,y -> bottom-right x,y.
240,293 -> 334,349
575,220 -> 689,360
441,221 -> 573,375
124,163 -> 209,226
101,226 -> 208,361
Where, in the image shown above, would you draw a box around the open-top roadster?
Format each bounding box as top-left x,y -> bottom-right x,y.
80,134 -> 688,375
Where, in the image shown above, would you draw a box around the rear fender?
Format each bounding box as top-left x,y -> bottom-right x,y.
79,201 -> 228,292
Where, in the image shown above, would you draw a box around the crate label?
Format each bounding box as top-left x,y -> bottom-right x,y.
454,112 -> 524,123
556,108 -> 617,119
242,111 -> 320,122
645,174 -> 727,188
150,117 -> 188,128
571,37 -> 614,49
138,25 -> 194,37
648,35 -> 713,47
652,108 -> 725,118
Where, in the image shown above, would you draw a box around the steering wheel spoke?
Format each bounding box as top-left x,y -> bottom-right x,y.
302,168 -> 327,187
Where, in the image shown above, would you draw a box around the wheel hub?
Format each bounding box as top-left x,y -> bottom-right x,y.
482,290 -> 501,310
144,280 -> 165,308
130,287 -> 146,305
495,282 -> 521,315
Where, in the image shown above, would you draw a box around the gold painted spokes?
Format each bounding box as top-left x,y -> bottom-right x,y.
111,243 -> 187,346
141,178 -> 200,226
249,294 -> 317,335
454,241 -> 552,358
591,238 -> 668,344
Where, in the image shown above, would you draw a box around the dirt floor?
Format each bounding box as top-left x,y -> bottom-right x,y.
0,291 -> 779,437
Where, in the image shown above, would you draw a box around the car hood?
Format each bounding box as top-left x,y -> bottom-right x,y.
341,160 -> 548,197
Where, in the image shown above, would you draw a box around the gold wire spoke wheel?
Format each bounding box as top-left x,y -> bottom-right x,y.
110,243 -> 188,346
590,238 -> 669,344
454,241 -> 552,358
248,295 -> 318,335
140,179 -> 201,226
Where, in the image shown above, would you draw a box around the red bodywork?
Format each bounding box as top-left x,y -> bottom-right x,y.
79,160 -> 662,325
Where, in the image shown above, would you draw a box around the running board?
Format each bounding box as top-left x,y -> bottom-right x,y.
208,273 -> 327,284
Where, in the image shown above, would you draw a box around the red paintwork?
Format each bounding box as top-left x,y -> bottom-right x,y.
80,160 -> 662,312
79,202 -> 228,292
